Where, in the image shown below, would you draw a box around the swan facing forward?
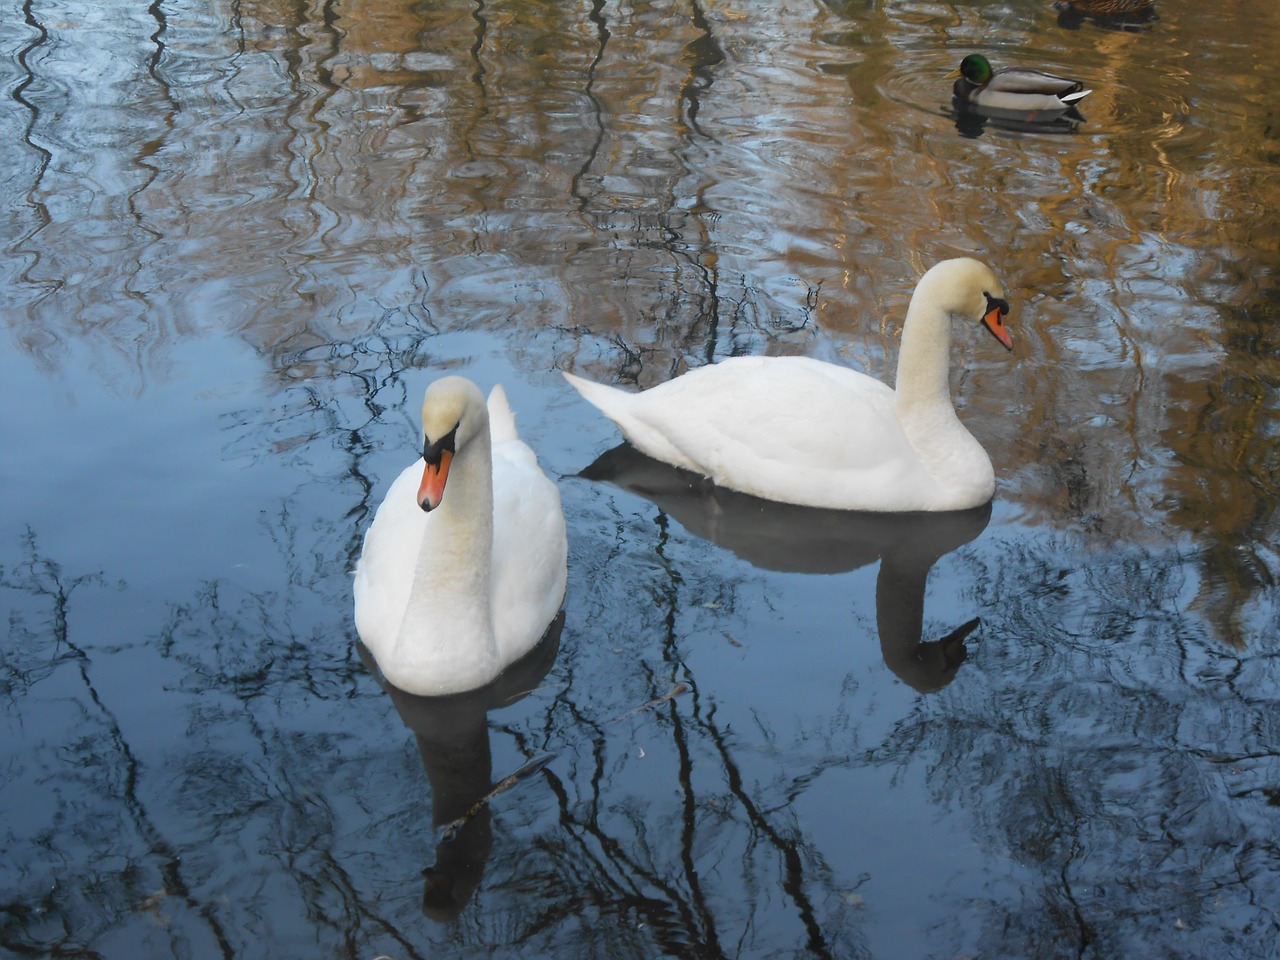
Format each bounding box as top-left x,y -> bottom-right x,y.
564,258 -> 1013,513
354,376 -> 567,697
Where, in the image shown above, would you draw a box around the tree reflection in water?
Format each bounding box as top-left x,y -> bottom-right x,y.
356,614 -> 562,922
3,0 -> 1280,955
5,292 -> 1277,955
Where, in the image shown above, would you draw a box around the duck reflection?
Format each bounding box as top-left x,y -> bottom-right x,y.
357,613 -> 561,921
952,101 -> 1084,138
581,444 -> 990,692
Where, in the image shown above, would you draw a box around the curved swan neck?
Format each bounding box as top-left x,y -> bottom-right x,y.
893,273 -> 956,412
886,263 -> 997,509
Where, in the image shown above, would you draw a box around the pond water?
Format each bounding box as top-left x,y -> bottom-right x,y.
2,0 -> 1279,957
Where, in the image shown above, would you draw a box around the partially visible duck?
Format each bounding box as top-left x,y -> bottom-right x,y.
1057,0 -> 1155,15
1055,0 -> 1158,29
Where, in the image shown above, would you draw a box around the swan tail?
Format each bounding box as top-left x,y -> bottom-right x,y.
486,384 -> 520,442
563,370 -> 699,471
562,370 -> 635,420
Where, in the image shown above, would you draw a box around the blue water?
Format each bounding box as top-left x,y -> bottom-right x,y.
3,0 -> 1279,957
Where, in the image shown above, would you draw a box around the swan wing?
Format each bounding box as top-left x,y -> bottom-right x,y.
569,357 -> 940,510
490,438 -> 568,663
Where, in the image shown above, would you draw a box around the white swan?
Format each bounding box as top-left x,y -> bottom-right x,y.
354,376 -> 568,696
564,258 -> 1013,512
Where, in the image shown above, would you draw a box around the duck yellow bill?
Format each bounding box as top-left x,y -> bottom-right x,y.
944,66 -> 962,79
982,306 -> 1014,351
416,450 -> 453,512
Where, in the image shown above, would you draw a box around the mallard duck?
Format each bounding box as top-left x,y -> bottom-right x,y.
947,54 -> 1091,112
564,258 -> 1014,513
353,376 -> 568,696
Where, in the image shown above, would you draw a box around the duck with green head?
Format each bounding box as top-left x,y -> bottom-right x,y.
947,54 -> 1091,112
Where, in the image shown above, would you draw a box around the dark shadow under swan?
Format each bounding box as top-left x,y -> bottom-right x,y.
580,444 -> 991,692
357,612 -> 562,920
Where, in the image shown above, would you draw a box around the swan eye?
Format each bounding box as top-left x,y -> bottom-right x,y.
423,424 -> 458,466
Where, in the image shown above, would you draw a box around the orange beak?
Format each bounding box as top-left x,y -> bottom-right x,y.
416,449 -> 453,512
982,305 -> 1013,351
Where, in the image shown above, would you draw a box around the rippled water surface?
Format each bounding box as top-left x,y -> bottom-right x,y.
3,1 -> 1279,957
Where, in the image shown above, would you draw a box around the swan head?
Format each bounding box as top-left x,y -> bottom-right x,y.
415,376 -> 488,512
923,258 -> 1013,351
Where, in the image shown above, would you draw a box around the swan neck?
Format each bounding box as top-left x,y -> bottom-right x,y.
402,421 -> 495,637
893,286 -> 954,411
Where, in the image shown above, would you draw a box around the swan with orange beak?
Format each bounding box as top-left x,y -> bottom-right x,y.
355,376 -> 568,696
565,258 -> 1016,512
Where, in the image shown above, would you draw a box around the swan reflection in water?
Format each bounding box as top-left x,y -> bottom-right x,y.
357,613 -> 561,921
581,444 -> 991,693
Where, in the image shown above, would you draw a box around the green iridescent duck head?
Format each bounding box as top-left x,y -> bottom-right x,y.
946,54 -> 994,86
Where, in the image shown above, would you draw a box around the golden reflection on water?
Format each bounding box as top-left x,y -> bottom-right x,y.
6,6 -> 1280,959
3,0 -> 1278,643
